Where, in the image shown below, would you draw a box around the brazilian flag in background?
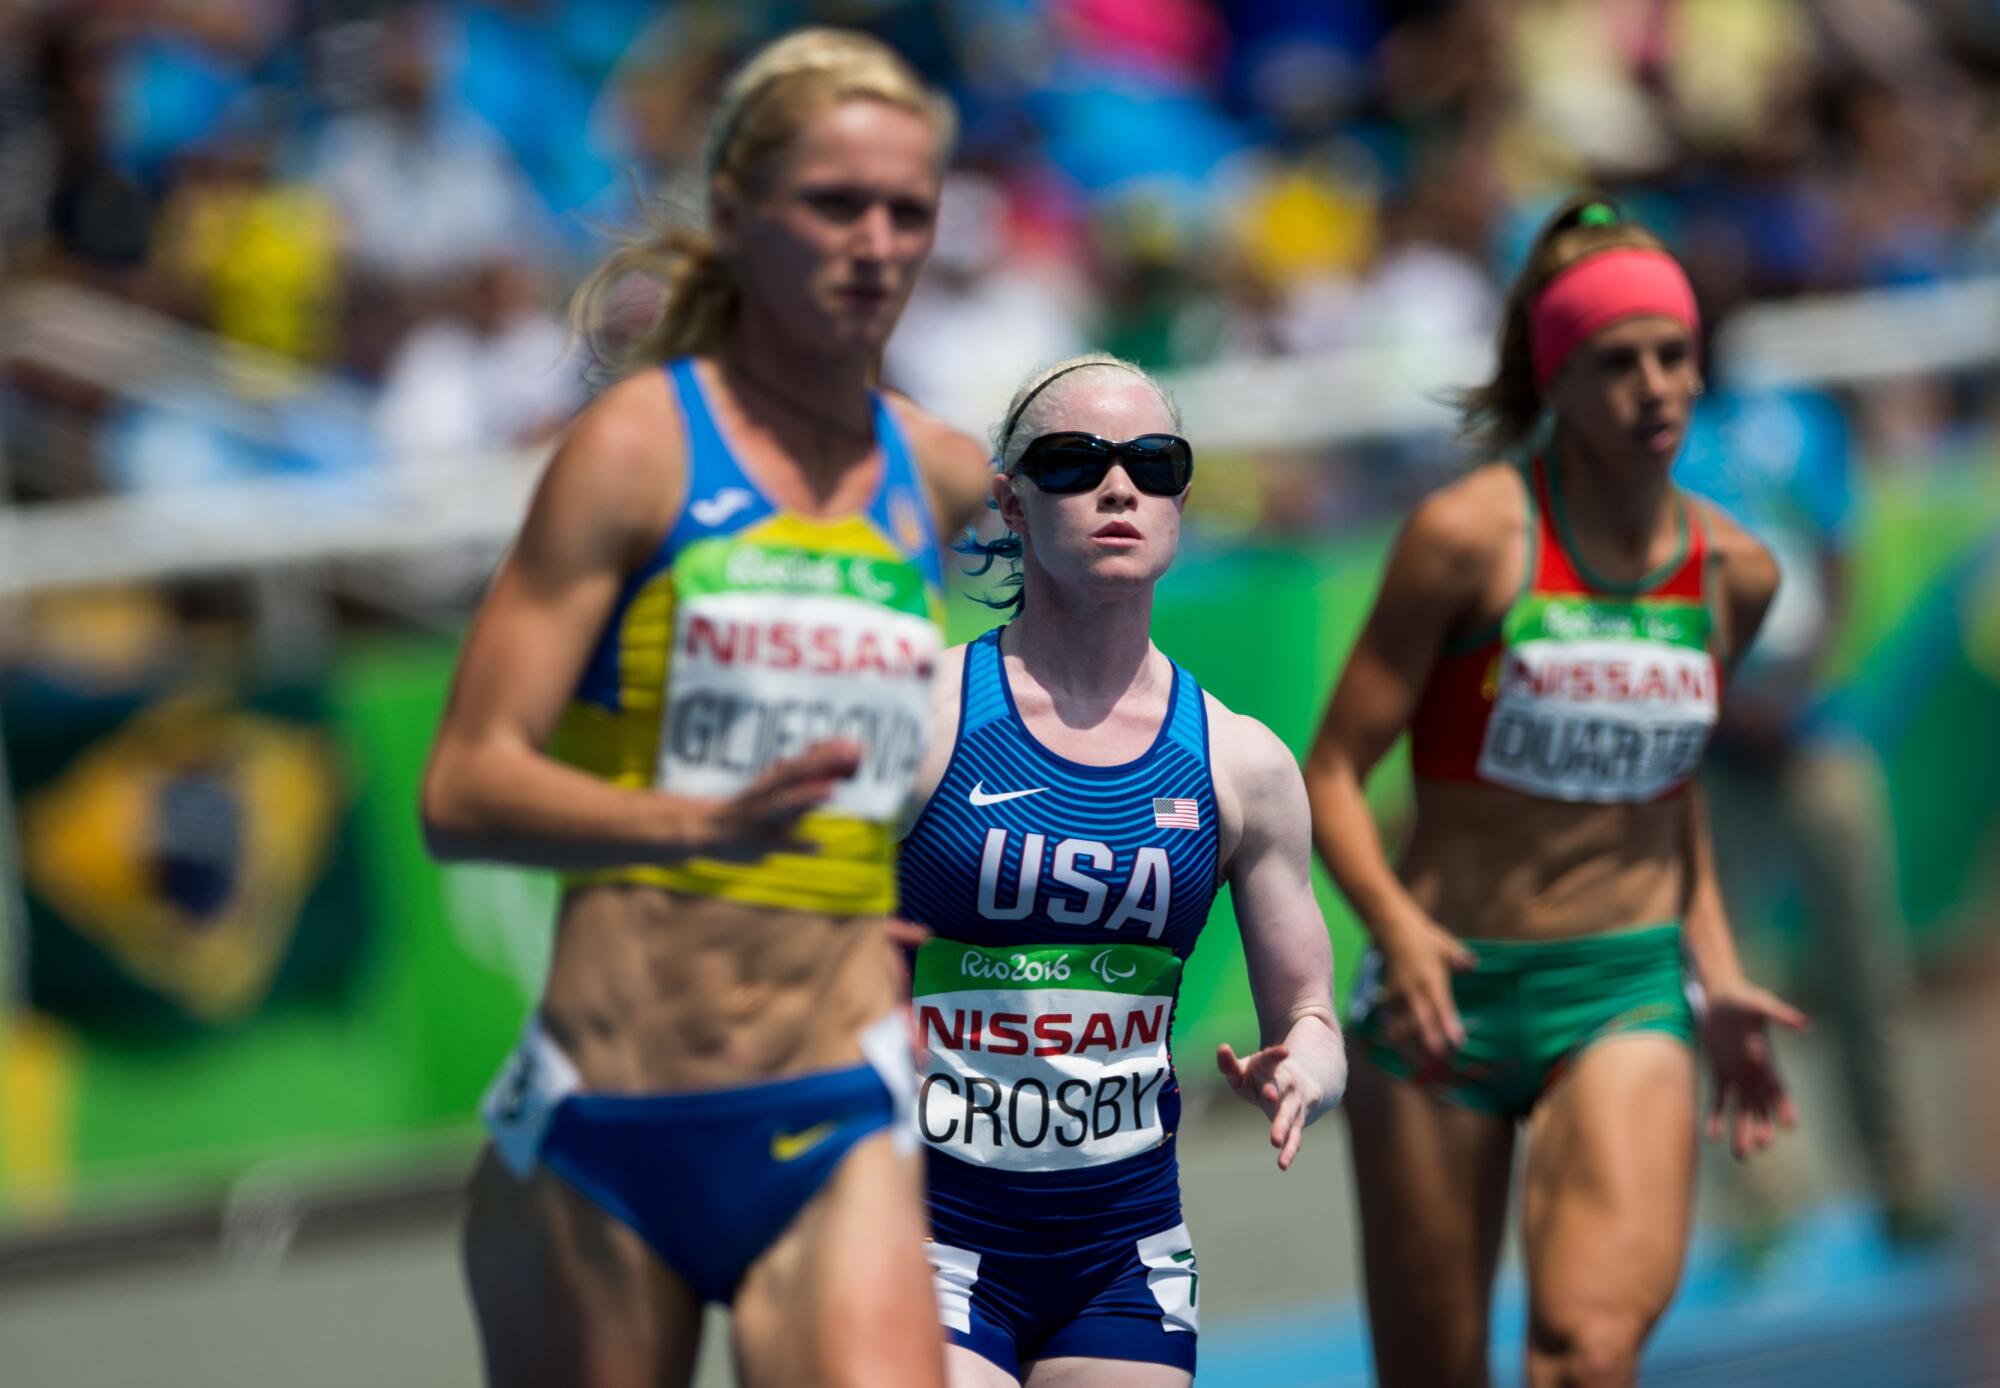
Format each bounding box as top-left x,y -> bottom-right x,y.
10,679 -> 371,1036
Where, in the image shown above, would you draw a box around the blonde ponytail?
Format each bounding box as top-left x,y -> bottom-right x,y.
568,219 -> 738,373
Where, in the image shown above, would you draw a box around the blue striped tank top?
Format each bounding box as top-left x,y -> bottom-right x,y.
898,626 -> 1220,1194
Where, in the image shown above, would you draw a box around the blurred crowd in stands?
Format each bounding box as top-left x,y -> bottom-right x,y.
2,0 -> 1998,533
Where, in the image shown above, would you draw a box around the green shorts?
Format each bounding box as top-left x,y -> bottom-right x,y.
1348,922 -> 1696,1118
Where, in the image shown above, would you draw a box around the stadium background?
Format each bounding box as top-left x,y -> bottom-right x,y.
1,1 -> 1997,1384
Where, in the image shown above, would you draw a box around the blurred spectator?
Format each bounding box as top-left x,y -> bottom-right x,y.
0,3 -> 52,271
1219,145 -> 1377,355
1222,0 -> 1381,131
1052,0 -> 1230,85
1834,83 -> 1964,287
1661,0 -> 1815,157
1347,140 -> 1502,352
600,10 -> 740,190
883,172 -> 1087,435
1090,188 -> 1228,368
149,94 -> 342,365
1502,0 -> 1678,181
101,0 -> 291,185
375,255 -> 585,461
38,19 -> 153,287
312,10 -> 546,312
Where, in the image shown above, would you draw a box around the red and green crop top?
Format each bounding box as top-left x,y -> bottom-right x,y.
1410,455 -> 1719,804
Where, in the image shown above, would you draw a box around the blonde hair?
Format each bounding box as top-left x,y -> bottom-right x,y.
993,352 -> 1181,474
966,353 -> 1183,616
570,29 -> 955,374
1454,196 -> 1675,457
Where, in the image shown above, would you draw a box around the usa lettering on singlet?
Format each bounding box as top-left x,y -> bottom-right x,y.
1475,593 -> 1717,803
659,538 -> 940,821
914,940 -> 1180,1172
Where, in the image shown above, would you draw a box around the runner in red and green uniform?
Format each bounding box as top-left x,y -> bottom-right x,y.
1304,198 -> 1806,1388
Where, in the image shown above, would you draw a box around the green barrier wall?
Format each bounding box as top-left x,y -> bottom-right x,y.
3,469 -> 1996,1223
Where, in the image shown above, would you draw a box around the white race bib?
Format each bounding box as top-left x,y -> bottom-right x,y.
1477,635 -> 1718,803
658,587 -> 940,822
912,939 -> 1181,1172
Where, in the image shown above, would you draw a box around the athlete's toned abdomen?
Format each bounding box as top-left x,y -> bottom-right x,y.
540,884 -> 899,1091
1399,777 -> 1686,940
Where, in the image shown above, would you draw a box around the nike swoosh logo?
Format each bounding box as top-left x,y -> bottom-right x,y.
968,782 -> 1048,807
689,488 -> 754,527
771,1120 -> 839,1162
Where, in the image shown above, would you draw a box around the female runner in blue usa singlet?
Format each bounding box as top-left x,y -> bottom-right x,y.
896,355 -> 1348,1388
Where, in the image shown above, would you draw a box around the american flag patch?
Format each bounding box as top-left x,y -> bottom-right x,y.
1153,798 -> 1201,830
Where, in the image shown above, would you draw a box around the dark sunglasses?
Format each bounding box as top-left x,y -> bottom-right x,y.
1013,432 -> 1195,496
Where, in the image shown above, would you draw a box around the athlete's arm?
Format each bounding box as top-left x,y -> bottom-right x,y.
1212,702 -> 1344,1170
1684,507 -> 1808,1157
421,374 -> 858,869
1300,470 -> 1516,1061
896,399 -> 995,540
896,642 -> 969,839
1682,503 -> 1781,992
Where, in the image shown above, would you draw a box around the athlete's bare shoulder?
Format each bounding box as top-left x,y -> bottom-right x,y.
1696,499 -> 1779,603
1408,462 -> 1527,565
1201,688 -> 1307,869
524,367 -> 687,573
1380,461 -> 1528,611
884,391 -> 993,538
1203,692 -> 1300,801
1690,496 -> 1780,662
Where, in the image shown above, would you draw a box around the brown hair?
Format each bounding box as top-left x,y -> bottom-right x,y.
1455,196 -> 1674,457
569,29 -> 955,375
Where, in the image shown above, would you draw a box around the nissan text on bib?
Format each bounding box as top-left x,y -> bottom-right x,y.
1476,594 -> 1718,803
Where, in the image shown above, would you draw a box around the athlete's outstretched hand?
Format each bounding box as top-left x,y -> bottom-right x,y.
1374,914 -> 1477,1069
1217,1042 -> 1322,1171
1702,980 -> 1809,1160
697,740 -> 863,860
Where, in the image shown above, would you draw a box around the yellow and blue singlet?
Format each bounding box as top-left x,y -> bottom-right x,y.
551,358 -> 946,915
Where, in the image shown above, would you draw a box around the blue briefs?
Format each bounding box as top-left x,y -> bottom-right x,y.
482,1011 -> 914,1303
926,1144 -> 1200,1377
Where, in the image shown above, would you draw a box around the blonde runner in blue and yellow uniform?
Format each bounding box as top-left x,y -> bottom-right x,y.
899,355 -> 1347,1388
421,31 -> 991,1388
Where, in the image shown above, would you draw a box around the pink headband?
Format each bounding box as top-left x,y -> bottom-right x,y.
1529,248 -> 1700,391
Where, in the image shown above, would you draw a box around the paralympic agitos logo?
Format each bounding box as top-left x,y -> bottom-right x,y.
1091,949 -> 1138,984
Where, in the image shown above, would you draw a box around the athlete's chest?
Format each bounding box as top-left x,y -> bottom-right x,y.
899,727 -> 1219,955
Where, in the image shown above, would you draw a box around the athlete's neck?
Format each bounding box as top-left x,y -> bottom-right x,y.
1552,427 -> 1679,566
715,314 -> 877,480
1006,570 -> 1159,704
